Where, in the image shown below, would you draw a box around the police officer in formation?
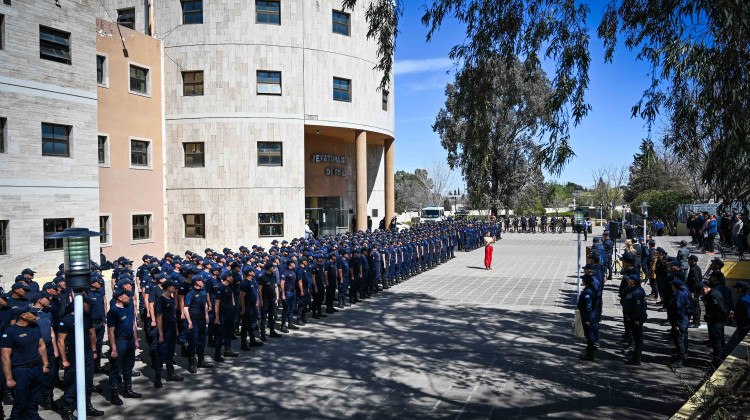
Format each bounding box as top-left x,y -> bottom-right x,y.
0,220 -> 503,416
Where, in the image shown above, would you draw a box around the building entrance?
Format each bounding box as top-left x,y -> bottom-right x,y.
305,197 -> 349,236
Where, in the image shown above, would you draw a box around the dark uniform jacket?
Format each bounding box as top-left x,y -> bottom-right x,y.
703,288 -> 728,324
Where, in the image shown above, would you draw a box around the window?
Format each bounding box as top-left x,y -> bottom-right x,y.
132,214 -> 151,241
0,117 -> 5,154
181,0 -> 203,24
0,14 -> 5,50
182,71 -> 203,96
332,10 -> 350,36
382,91 -> 388,111
256,1 -> 280,25
333,77 -> 351,102
98,135 -> 108,164
44,218 -> 72,251
372,209 -> 378,217
129,64 -> 149,95
42,123 -> 70,157
99,215 -> 110,244
184,142 -> 204,167
96,55 -> 107,86
184,214 -> 205,238
259,213 -> 283,237
130,139 -> 150,167
0,220 -> 7,255
39,26 -> 71,64
257,71 -> 281,95
257,142 -> 282,166
117,8 -> 135,29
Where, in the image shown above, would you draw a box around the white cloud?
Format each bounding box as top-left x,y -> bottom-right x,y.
403,73 -> 452,92
395,57 -> 453,75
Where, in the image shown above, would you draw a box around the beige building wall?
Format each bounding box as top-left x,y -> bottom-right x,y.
0,0 -> 100,282
96,18 -> 164,262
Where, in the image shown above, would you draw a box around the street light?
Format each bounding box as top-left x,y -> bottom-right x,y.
641,202 -> 650,239
45,227 -> 103,420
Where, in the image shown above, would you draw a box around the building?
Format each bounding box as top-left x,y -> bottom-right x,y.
0,0 -> 100,279
152,0 -> 395,251
96,18 -> 164,263
0,0 -> 395,282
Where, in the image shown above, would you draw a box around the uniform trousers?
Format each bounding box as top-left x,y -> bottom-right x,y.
10,365 -> 44,420
63,350 -> 94,408
282,292 -> 297,323
108,335 -> 136,389
186,317 -> 207,357
156,323 -> 177,372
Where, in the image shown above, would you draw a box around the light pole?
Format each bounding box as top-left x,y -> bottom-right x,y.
574,207 -> 585,297
45,227 -> 103,420
599,202 -> 603,227
641,202 -> 650,239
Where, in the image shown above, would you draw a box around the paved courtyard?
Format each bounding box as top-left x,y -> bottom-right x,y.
42,227 -> 717,419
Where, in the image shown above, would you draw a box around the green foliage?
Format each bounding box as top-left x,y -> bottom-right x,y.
630,190 -> 693,234
515,195 -> 545,216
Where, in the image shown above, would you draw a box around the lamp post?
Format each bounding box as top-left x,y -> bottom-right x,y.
641,202 -> 650,239
45,227 -> 103,420
599,202 -> 603,227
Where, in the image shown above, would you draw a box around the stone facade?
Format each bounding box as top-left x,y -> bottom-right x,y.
0,0 -> 100,283
154,0 -> 395,250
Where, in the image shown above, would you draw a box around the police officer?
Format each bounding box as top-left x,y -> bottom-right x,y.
324,254 -> 338,314
106,288 -> 141,405
154,280 -> 184,387
667,279 -> 691,369
699,275 -> 728,367
577,274 -> 597,361
88,277 -> 108,374
58,296 -> 103,418
214,271 -> 239,361
725,281 -> 750,357
311,255 -> 326,318
239,267 -> 263,350
258,262 -> 281,341
295,257 -> 312,324
337,250 -> 350,308
29,292 -> 57,412
280,260 -> 300,332
685,255 -> 702,327
0,306 -> 50,420
621,274 -> 647,366
183,271 -> 212,371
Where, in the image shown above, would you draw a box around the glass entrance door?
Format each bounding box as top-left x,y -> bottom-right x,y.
305,197 -> 348,236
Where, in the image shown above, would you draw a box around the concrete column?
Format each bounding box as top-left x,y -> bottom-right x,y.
355,130 -> 367,232
384,138 -> 395,229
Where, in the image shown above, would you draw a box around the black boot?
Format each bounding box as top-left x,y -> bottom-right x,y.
223,348 -> 239,357
180,343 -> 189,357
60,406 -> 76,420
166,367 -> 184,382
122,386 -> 142,398
579,349 -> 595,361
280,322 -> 289,333
214,349 -> 224,362
41,394 -> 53,410
625,354 -> 642,366
249,333 -> 263,347
260,330 -> 267,342
110,389 -> 123,405
86,398 -> 105,416
241,339 -> 250,351
154,371 -> 163,388
270,328 -> 282,338
197,353 -> 213,368
188,357 -> 198,373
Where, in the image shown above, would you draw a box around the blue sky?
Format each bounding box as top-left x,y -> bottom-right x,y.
392,1 -> 660,189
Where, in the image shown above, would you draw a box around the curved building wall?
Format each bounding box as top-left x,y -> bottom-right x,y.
154,0 -> 394,251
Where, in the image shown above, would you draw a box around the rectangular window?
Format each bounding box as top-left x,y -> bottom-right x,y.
0,14 -> 5,50
332,10 -> 350,36
42,123 -> 70,157
98,135 -> 107,164
99,215 -> 109,244
257,71 -> 281,95
0,117 -> 5,154
117,8 -> 136,29
182,71 -> 204,96
333,77 -> 351,102
184,214 -> 205,238
382,91 -> 388,111
184,142 -> 204,167
182,0 -> 203,24
259,213 -> 283,237
0,220 -> 7,255
132,214 -> 151,241
130,139 -> 149,167
96,55 -> 107,86
257,141 -> 282,166
256,1 -> 280,25
39,26 -> 71,64
372,209 -> 378,217
129,64 -> 149,95
44,218 -> 72,251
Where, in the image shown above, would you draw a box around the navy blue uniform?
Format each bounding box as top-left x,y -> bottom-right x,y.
107,304 -> 136,390
1,324 -> 45,419
155,295 -> 177,372
185,287 -> 209,358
